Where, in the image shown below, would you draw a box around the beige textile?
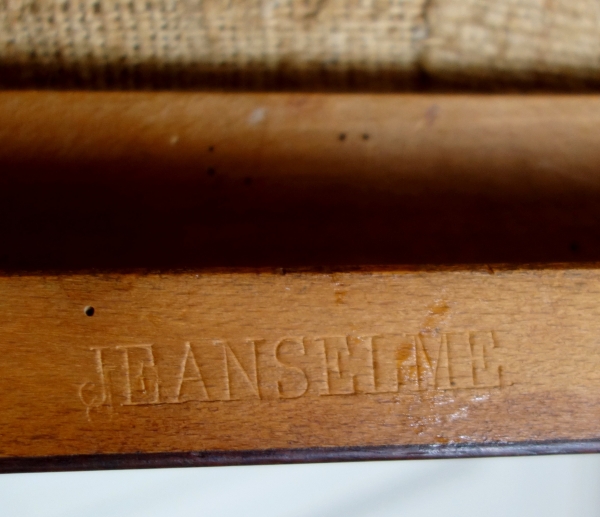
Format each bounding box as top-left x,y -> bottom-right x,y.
1,0 -> 599,88
425,0 -> 600,84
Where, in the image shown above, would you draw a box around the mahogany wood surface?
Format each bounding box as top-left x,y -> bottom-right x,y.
2,92 -> 600,270
2,93 -> 600,471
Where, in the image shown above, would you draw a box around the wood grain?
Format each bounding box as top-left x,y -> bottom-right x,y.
2,92 -> 600,471
3,92 -> 600,270
2,266 -> 600,470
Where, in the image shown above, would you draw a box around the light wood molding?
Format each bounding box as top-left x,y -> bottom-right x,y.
2,266 -> 600,471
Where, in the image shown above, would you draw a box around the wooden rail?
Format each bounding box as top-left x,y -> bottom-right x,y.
2,93 -> 600,471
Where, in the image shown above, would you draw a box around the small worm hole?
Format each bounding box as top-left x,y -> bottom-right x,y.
84,306 -> 95,317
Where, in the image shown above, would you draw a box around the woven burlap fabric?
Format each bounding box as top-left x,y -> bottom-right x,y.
426,0 -> 600,86
1,0 -> 600,88
0,0 -> 426,87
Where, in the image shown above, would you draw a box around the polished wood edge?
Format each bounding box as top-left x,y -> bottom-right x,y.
2,440 -> 599,474
4,262 -> 600,277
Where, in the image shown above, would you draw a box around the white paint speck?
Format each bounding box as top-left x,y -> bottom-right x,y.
170,135 -> 179,145
248,107 -> 267,125
448,406 -> 469,422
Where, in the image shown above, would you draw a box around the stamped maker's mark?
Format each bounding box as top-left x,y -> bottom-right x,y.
79,331 -> 502,415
